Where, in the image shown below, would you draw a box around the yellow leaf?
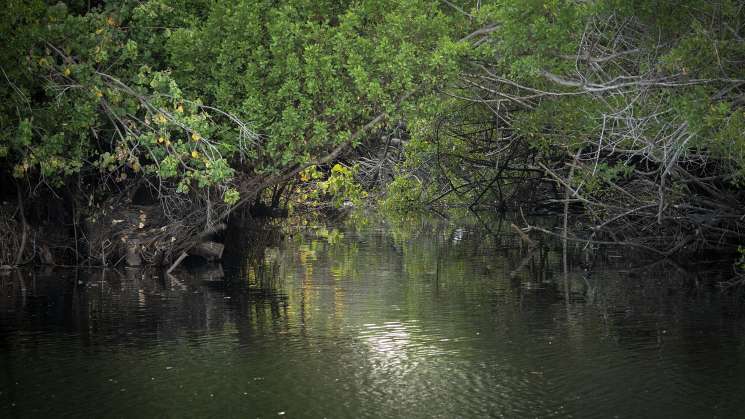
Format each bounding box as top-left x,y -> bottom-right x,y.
191,150 -> 199,158
176,104 -> 184,113
158,136 -> 165,144
191,132 -> 201,142
63,67 -> 71,76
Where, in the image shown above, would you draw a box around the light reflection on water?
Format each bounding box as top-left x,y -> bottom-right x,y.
359,320 -> 457,379
1,216 -> 745,418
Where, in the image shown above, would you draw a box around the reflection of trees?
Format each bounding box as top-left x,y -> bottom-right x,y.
280,214 -> 745,358
0,263 -> 289,351
3,214 -> 739,352
3,215 -> 745,418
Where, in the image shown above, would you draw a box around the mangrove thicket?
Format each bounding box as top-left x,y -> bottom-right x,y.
1,0 -> 745,268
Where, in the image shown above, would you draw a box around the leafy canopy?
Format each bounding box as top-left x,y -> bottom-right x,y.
0,0 -> 470,205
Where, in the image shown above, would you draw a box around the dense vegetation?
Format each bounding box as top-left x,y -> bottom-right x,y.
1,0 -> 744,267
384,0 -> 745,257
0,0 -> 471,265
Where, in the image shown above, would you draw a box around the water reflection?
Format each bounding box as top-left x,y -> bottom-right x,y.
1,215 -> 745,418
360,320 -> 456,376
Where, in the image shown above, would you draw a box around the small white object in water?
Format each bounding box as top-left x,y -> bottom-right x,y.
278,412 -> 286,416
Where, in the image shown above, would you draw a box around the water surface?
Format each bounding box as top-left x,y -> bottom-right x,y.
1,216 -> 744,418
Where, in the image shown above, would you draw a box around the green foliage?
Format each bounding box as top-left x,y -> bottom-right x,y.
0,0 -> 470,211
318,164 -> 367,208
387,0 -> 745,211
382,175 -> 428,211
295,163 -> 367,210
164,0 -> 467,172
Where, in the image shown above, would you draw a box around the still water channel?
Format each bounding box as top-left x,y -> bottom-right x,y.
1,215 -> 745,418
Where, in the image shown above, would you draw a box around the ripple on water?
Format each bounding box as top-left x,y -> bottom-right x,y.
2,218 -> 745,418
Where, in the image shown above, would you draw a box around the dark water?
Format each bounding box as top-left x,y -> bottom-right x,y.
2,215 -> 745,418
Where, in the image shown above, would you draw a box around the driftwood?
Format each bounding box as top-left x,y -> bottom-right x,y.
166,241 -> 224,273
167,252 -> 188,274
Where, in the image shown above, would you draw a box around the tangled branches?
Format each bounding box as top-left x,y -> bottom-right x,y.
356,122 -> 408,189
425,8 -> 745,254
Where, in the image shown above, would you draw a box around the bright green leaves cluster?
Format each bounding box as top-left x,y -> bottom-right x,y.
165,0 -> 468,173
320,164 -> 367,208
296,163 -> 367,210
